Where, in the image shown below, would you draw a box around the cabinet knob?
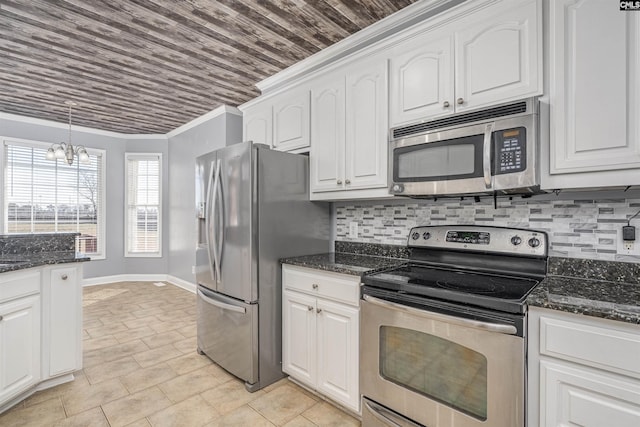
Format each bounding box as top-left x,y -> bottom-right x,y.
0,315 -> 3,322
345,179 -> 351,185
307,305 -> 313,311
61,274 -> 68,280
443,101 -> 450,108
457,97 -> 464,105
316,308 -> 322,314
312,283 -> 319,290
337,179 -> 342,185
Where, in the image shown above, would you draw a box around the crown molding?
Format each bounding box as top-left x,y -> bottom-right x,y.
165,105 -> 242,138
255,0 -> 466,93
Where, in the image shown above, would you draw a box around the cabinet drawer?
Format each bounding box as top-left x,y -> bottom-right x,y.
540,314 -> 640,379
0,270 -> 41,303
282,264 -> 360,306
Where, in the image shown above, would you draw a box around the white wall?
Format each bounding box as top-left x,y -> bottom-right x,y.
167,112 -> 243,283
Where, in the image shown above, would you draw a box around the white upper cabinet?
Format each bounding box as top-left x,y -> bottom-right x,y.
454,0 -> 541,112
310,74 -> 345,194
543,0 -> 640,189
242,101 -> 272,148
389,35 -> 453,124
389,0 -> 541,126
273,90 -> 310,152
345,59 -> 388,191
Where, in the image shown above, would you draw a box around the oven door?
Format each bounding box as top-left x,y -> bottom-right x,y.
361,294 -> 524,427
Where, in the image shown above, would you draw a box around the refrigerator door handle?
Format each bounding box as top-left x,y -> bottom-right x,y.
211,159 -> 222,283
198,290 -> 246,314
205,160 -> 216,282
216,161 -> 225,271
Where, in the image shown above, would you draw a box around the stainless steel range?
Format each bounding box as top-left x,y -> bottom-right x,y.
360,225 -> 547,427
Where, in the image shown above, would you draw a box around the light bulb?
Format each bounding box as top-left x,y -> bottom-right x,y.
46,148 -> 56,160
55,145 -> 65,159
78,149 -> 90,164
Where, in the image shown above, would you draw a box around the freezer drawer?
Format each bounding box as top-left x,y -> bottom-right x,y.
197,286 -> 258,386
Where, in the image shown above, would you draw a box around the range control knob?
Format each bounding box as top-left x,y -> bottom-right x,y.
510,236 -> 522,246
423,232 -> 431,240
411,232 -> 420,240
528,237 -> 541,248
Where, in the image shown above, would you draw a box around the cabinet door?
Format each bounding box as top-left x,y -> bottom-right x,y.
273,90 -> 309,152
0,295 -> 40,403
389,35 -> 453,125
541,360 -> 640,427
316,298 -> 359,412
549,0 -> 640,176
455,0 -> 541,111
282,290 -> 316,387
345,59 -> 389,191
243,103 -> 272,147
310,76 -> 345,193
47,267 -> 82,376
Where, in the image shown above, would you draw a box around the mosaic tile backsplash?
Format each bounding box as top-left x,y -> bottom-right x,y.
334,195 -> 640,262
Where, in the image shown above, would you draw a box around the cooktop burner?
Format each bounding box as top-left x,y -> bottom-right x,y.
361,225 -> 548,314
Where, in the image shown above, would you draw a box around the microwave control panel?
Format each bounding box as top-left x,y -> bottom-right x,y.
495,127 -> 526,174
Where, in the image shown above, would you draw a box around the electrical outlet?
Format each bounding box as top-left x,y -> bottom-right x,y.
191,265 -> 196,274
624,241 -> 634,251
349,222 -> 358,239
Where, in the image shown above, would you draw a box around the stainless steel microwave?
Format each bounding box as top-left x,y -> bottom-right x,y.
389,98 -> 540,197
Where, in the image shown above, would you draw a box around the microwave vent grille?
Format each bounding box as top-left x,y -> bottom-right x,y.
392,101 -> 528,139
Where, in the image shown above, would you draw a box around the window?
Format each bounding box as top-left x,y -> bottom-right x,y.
125,153 -> 162,257
2,139 -> 106,259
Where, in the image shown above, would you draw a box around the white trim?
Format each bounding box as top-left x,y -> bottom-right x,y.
124,152 -> 163,258
0,112 -> 167,140
254,0 -> 466,93
82,274 -> 196,294
165,105 -> 243,138
166,275 -> 196,294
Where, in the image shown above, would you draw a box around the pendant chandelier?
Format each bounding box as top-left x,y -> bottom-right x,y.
46,100 -> 90,165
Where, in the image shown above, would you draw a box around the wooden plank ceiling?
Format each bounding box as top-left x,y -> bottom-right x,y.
0,0 -> 416,134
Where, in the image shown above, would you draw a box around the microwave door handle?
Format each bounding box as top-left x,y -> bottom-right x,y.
205,161 -> 216,282
363,294 -> 518,335
483,122 -> 494,189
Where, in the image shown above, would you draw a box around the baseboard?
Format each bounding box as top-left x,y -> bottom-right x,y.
82,274 -> 170,287
82,273 -> 196,294
166,275 -> 196,293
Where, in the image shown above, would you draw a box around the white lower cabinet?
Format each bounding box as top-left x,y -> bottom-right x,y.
0,293 -> 40,404
0,263 -> 82,412
44,267 -> 82,377
528,307 -> 640,427
282,264 -> 360,412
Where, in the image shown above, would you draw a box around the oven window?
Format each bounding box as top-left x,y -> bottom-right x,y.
393,135 -> 483,182
379,326 -> 487,421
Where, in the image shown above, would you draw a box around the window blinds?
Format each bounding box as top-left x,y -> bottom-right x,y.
4,142 -> 104,256
126,154 -> 161,256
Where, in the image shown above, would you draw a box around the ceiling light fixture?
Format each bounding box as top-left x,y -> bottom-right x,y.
46,100 -> 90,165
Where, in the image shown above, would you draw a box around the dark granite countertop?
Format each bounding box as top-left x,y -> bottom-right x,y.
0,252 -> 90,274
280,252 -> 406,276
527,258 -> 640,324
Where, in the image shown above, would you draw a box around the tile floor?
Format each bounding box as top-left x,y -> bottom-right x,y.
0,281 -> 361,427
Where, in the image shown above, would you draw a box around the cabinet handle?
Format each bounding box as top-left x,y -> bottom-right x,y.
307,305 -> 313,311
316,308 -> 322,314
457,97 -> 464,105
312,283 -> 319,290
337,179 -> 342,185
443,101 -> 450,108
61,274 -> 68,280
345,179 -> 351,185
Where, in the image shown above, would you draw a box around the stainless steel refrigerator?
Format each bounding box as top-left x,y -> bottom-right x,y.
195,142 -> 329,392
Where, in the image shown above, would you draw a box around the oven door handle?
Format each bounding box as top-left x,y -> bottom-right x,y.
363,294 -> 518,335
363,399 -> 421,427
